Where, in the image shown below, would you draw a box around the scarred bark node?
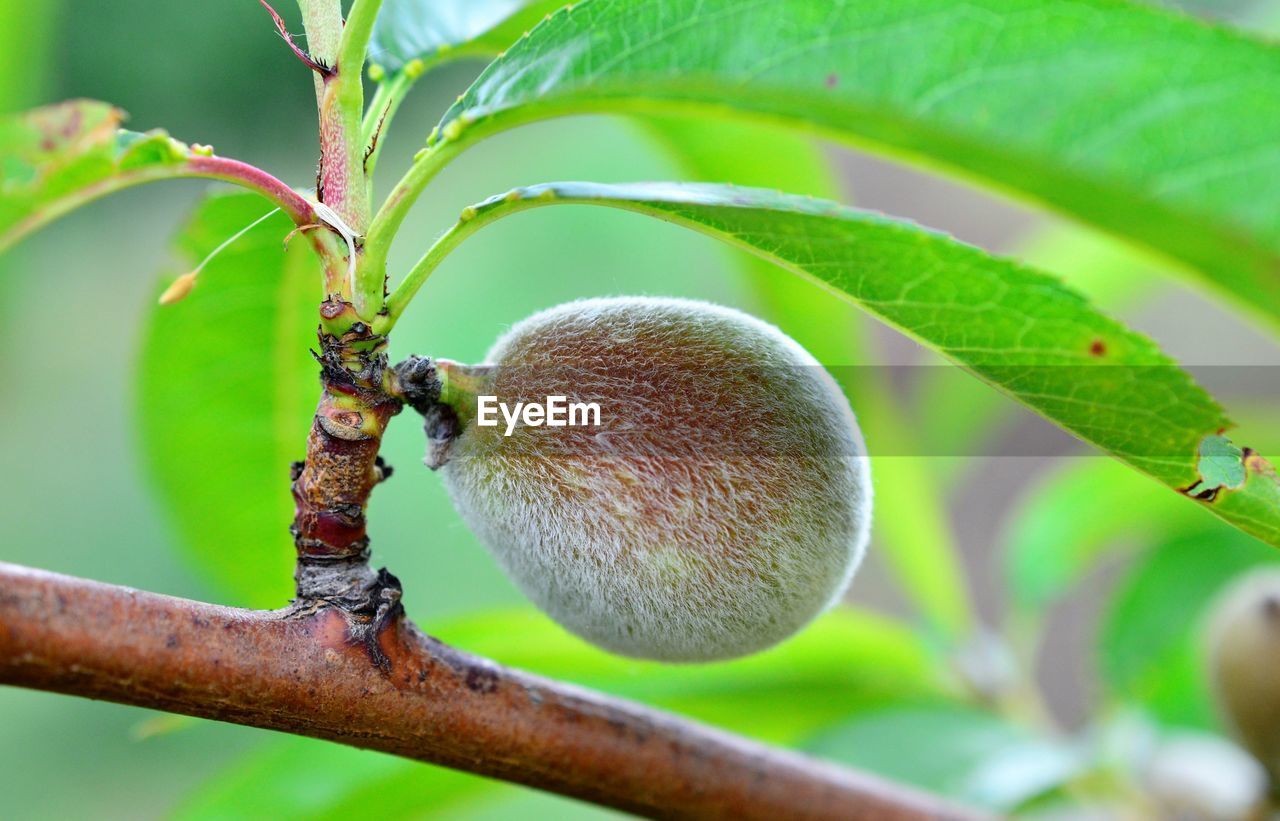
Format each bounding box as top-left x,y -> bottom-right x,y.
290,299 -> 404,666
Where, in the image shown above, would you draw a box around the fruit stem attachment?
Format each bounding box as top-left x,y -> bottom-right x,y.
391,356 -> 491,469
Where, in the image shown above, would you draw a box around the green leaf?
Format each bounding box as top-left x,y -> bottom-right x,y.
449,181 -> 1280,548
636,115 -> 973,641
0,100 -> 193,252
178,606 -> 944,818
804,702 -> 1082,812
434,0 -> 1280,329
137,189 -> 318,607
916,223 -> 1169,484
1099,527 -> 1280,729
369,0 -> 564,71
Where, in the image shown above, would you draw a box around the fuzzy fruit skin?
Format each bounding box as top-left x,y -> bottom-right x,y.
1207,569 -> 1280,784
439,297 -> 871,662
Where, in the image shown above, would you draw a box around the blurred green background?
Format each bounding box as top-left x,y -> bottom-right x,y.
4,1 -> 1280,818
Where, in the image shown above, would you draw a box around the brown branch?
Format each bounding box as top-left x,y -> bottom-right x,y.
0,562 -> 980,820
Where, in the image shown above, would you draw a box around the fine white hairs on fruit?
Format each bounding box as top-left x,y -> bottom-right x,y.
428,297 -> 872,662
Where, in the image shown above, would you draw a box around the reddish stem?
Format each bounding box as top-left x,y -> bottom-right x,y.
185,154 -> 315,225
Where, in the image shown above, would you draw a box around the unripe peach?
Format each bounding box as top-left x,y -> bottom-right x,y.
1206,569 -> 1280,783
430,297 -> 871,662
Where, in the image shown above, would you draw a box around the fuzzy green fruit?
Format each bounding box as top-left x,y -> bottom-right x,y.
431,297 -> 871,662
1206,569 -> 1280,782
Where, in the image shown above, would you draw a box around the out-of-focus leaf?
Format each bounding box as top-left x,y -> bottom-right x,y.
805,702 -> 1082,812
130,714 -> 199,741
369,0 -> 564,71
1148,0 -> 1262,24
137,189 -> 317,607
0,100 -> 195,252
176,738 -> 474,820
454,181 -> 1280,547
178,606 -> 945,818
178,736 -> 615,821
439,607 -> 945,740
638,114 -> 973,641
1015,225 -> 1168,312
1229,403 -> 1280,458
432,0 -> 1280,330
636,116 -> 837,199
1099,528 -> 1280,729
862,434 -> 973,643
1004,459 -> 1214,619
0,0 -> 56,113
